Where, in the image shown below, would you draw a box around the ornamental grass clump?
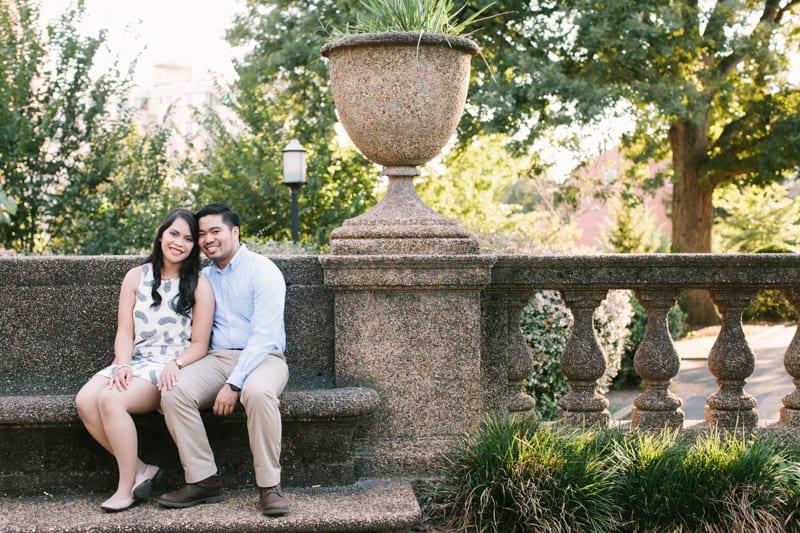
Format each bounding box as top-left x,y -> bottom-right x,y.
427,416 -> 620,532
680,431 -> 791,531
342,0 -> 494,36
610,428 -> 692,530
614,428 -> 794,531
423,418 -> 800,532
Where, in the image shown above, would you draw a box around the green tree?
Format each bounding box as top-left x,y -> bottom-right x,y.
51,119 -> 192,254
604,194 -> 668,253
418,134 -> 582,252
469,0 -> 800,322
713,183 -> 800,323
0,0 -> 174,253
189,0 -> 375,245
1,0 -> 113,251
201,1 -> 800,275
713,181 -> 800,253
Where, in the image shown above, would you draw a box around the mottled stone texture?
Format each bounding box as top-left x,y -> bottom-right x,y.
0,255 -> 375,495
1,479 -> 421,533
705,290 -> 759,430
7,252 -> 800,498
329,177 -> 480,256
321,32 -> 478,167
321,32 -> 481,256
781,289 -> 800,425
321,255 -> 496,476
492,253 -> 800,433
0,255 -> 335,392
558,290 -> 610,426
632,290 -> 684,429
481,288 -> 537,416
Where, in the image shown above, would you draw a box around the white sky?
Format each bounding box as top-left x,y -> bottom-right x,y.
38,0 -> 242,88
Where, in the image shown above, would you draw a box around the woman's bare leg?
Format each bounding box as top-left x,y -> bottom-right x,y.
76,375 -> 115,454
96,377 -> 160,508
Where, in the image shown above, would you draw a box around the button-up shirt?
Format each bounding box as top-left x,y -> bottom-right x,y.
203,244 -> 286,389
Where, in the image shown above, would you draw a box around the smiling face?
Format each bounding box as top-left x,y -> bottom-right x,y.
198,213 -> 240,269
160,217 -> 195,266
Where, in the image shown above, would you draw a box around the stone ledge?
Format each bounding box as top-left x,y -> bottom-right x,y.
1,387 -> 381,493
0,387 -> 380,426
0,479 -> 421,533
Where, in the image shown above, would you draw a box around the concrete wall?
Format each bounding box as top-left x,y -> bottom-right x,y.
0,255 -> 334,395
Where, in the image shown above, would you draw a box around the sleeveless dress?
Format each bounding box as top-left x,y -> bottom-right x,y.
96,263 -> 193,386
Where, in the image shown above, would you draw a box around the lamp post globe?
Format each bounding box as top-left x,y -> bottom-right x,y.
282,140 -> 307,243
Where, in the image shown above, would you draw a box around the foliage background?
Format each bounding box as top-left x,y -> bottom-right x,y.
0,0 -> 184,254
522,289 -> 634,420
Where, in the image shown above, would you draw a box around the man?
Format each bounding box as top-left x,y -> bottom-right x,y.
157,203 -> 290,517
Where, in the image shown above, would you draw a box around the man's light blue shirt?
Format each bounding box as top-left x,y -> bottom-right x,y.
203,244 -> 286,389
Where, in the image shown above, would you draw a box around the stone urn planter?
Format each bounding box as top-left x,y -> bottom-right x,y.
321,32 -> 481,255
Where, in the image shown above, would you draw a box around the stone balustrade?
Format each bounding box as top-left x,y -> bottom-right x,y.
491,253 -> 800,433
2,252 -> 799,500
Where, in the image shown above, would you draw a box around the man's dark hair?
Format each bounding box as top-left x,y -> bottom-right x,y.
196,203 -> 241,232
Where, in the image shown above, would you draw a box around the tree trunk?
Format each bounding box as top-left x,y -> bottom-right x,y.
669,119 -> 721,326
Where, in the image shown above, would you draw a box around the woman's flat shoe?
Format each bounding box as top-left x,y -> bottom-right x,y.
133,465 -> 163,499
100,496 -> 138,513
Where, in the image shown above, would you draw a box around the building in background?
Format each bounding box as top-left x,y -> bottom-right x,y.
132,63 -> 222,152
572,149 -> 672,250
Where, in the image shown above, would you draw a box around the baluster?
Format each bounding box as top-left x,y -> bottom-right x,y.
505,290 -> 536,415
780,289 -> 800,426
631,290 -> 684,430
558,289 -> 610,427
705,290 -> 758,431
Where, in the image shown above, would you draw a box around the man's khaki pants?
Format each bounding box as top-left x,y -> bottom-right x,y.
161,349 -> 289,487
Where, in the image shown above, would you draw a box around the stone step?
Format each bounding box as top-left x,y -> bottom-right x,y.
1,387 -> 381,494
0,479 -> 420,533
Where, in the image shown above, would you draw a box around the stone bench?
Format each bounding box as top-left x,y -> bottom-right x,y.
0,388 -> 379,495
0,255 -> 381,496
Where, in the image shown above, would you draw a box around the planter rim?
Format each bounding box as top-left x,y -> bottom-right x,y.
321,31 -> 479,58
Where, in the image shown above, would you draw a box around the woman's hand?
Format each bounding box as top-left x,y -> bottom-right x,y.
107,364 -> 131,391
158,359 -> 181,392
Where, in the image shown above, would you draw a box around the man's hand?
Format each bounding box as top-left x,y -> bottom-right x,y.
213,384 -> 240,416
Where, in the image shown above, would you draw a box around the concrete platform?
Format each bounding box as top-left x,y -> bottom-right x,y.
0,479 -> 421,533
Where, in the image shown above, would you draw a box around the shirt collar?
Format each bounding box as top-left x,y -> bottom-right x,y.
211,243 -> 247,274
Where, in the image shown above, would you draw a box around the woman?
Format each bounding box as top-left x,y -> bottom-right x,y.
75,208 -> 215,512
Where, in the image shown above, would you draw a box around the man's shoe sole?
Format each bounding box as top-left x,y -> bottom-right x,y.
157,495 -> 225,508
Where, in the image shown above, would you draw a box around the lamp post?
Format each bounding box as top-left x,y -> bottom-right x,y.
282,139 -> 307,243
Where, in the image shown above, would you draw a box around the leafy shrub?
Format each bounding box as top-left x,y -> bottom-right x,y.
743,289 -> 799,323
742,245 -> 799,323
245,238 -> 319,255
521,290 -> 634,420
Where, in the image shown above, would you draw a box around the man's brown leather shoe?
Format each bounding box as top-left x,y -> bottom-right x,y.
259,484 -> 289,516
157,473 -> 224,508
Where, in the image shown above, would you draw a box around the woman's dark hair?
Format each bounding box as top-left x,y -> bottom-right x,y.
144,208 -> 201,316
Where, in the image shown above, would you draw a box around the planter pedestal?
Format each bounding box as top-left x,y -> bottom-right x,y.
319,33 -> 510,477
330,170 -> 479,255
